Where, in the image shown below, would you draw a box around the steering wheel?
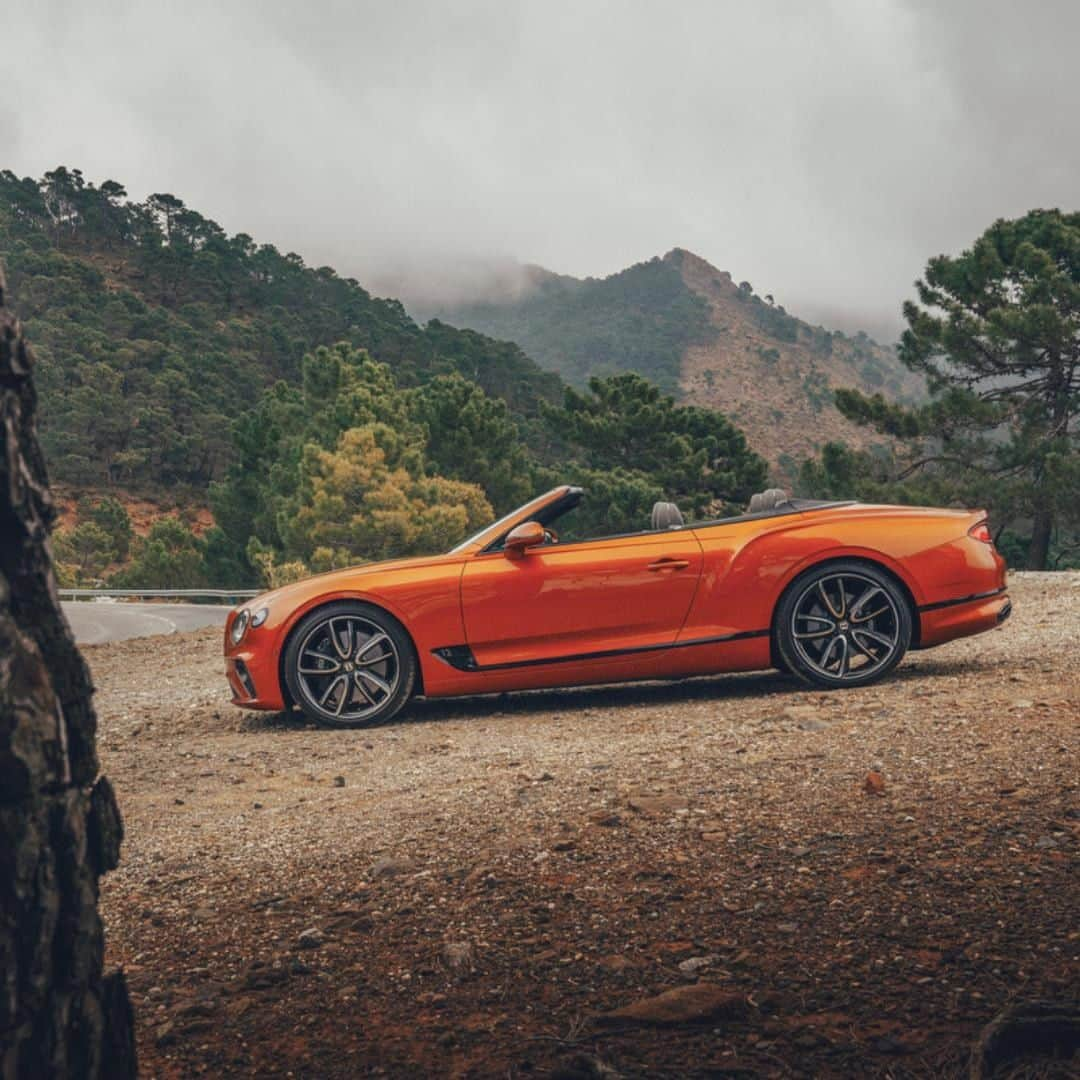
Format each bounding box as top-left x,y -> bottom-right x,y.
544,527 -> 559,545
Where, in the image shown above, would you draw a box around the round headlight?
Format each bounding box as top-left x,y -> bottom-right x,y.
230,609 -> 250,645
250,607 -> 269,628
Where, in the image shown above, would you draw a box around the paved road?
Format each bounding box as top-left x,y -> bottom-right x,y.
63,602 -> 233,645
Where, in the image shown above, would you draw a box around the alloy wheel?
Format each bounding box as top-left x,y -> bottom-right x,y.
790,571 -> 901,682
295,614 -> 401,722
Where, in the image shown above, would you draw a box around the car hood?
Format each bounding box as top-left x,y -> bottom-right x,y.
243,551 -> 458,613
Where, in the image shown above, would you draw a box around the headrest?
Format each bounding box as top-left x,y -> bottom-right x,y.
651,501 -> 684,530
747,488 -> 791,514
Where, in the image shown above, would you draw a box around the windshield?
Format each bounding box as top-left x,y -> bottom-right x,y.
447,488 -> 564,553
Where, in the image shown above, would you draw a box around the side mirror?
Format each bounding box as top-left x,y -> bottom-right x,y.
504,521 -> 545,559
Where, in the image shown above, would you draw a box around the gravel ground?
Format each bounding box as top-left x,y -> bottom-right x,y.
92,573 -> 1079,1078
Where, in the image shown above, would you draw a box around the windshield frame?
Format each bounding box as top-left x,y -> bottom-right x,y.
447,486 -> 575,554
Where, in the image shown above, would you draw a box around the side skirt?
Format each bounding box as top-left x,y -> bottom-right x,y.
432,630 -> 770,674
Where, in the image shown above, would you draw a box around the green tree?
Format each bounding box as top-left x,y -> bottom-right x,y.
52,521 -> 116,580
543,373 -> 767,517
281,423 -> 492,565
110,517 -> 207,589
410,373 -> 531,512
82,495 -> 134,559
833,210 -> 1080,569
199,526 -> 252,587
209,344 -> 419,575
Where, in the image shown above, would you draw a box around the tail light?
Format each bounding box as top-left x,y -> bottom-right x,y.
969,521 -> 993,544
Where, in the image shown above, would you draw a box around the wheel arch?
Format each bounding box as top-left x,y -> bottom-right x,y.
276,596 -> 425,707
768,554 -> 922,668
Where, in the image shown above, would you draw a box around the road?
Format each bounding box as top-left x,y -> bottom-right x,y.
62,601 -> 232,645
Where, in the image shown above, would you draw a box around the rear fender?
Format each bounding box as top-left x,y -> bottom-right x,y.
772,544 -> 926,608
684,525 -> 927,642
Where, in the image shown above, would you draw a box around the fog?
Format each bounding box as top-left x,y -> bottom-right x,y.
5,0 -> 1078,340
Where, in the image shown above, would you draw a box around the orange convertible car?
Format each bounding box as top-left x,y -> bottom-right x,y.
224,486 -> 1009,726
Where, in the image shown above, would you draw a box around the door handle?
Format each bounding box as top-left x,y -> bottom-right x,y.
647,558 -> 690,571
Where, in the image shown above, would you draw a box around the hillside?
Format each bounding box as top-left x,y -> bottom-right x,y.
0,167 -> 561,493
425,249 -> 923,469
673,250 -> 923,467
416,254 -> 714,394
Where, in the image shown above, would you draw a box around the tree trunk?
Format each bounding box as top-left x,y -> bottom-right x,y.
0,266 -> 136,1078
1026,506 -> 1052,571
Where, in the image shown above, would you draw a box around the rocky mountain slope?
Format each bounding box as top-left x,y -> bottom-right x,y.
674,249 -> 923,467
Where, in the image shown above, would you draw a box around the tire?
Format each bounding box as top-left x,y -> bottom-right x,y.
283,602 -> 416,727
772,651 -> 792,676
775,561 -> 911,690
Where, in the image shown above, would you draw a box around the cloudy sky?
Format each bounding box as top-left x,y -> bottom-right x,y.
4,0 -> 1077,339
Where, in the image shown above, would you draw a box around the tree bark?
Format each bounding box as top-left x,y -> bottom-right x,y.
1026,505 -> 1052,571
0,266 -> 135,1078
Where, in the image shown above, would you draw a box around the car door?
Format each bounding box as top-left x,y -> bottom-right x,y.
459,531 -> 704,669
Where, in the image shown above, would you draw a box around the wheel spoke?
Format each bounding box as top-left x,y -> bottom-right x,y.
835,635 -> 849,677
849,585 -> 881,619
819,635 -> 841,670
356,668 -> 391,697
319,674 -> 348,708
795,628 -> 833,640
818,580 -> 843,619
333,680 -> 352,715
356,631 -> 388,660
356,650 -> 392,667
329,619 -> 354,660
353,673 -> 375,704
300,649 -> 341,675
852,604 -> 889,624
849,632 -> 880,661
853,627 -> 895,650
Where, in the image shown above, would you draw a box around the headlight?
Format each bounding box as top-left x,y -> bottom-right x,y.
230,609 -> 250,645
250,607 -> 269,628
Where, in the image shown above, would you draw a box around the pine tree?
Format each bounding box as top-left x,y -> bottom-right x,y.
836,210 -> 1080,569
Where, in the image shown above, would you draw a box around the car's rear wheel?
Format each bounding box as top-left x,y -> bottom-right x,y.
775,561 -> 911,689
283,602 -> 416,726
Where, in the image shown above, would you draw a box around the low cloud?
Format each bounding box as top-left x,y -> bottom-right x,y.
5,1 -> 1077,339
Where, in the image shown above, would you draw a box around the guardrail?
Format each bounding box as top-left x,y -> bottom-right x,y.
59,588 -> 258,602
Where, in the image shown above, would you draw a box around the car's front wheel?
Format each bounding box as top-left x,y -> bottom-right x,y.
775,561 -> 911,689
283,602 -> 416,726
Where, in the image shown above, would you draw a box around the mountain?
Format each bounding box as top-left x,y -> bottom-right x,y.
410,254 -> 713,394
0,167 -> 561,495
419,248 -> 923,468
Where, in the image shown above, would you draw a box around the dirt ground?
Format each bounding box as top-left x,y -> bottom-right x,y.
91,573 -> 1079,1078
